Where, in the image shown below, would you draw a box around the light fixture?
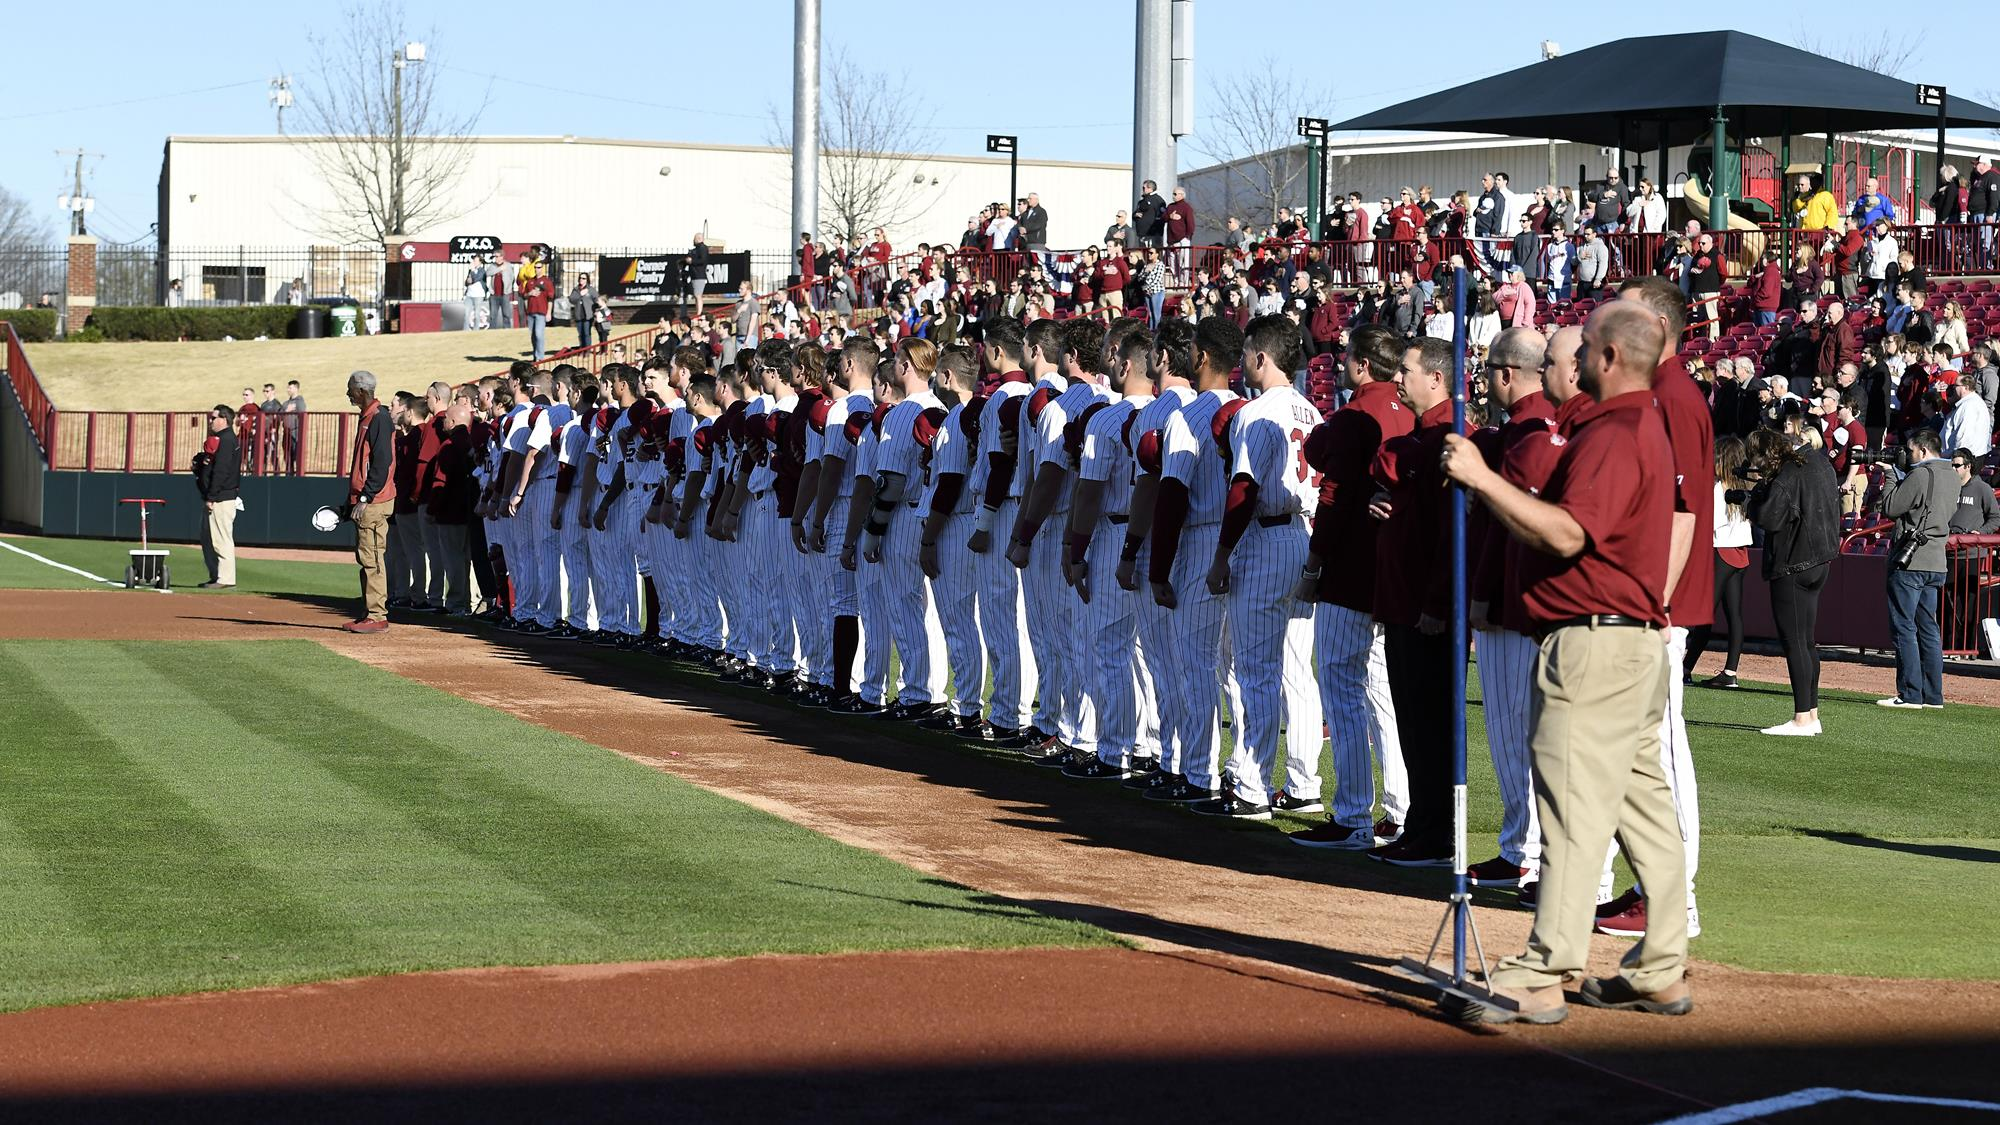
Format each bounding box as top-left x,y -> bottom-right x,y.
658,165 -> 672,177
911,172 -> 927,185
1540,40 -> 1561,60
403,42 -> 426,62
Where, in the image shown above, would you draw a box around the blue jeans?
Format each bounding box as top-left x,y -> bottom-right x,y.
1146,291 -> 1165,326
1754,310 -> 1777,327
529,312 -> 547,360
1887,568 -> 1945,705
577,317 -> 596,351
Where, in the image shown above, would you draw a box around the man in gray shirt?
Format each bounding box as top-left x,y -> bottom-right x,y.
1573,227 -> 1611,298
1879,428 -> 1959,708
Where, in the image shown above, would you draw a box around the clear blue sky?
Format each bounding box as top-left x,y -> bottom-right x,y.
3,1 -> 1987,245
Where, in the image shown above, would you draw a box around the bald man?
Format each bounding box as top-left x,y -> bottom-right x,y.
1463,327 -> 1559,890
1441,301 -> 1690,1024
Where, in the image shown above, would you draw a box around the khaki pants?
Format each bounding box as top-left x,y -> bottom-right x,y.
353,501 -> 391,622
200,498 -> 240,585
1491,622 -> 1687,995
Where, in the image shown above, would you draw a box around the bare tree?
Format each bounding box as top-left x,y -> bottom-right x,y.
769,49 -> 944,247
0,184 -> 60,303
1791,27 -> 1921,78
1186,61 -> 1335,230
290,0 -> 485,243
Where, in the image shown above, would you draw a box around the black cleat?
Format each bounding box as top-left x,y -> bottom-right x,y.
1143,779 -> 1217,803
1062,757 -> 1133,780
1189,793 -> 1273,820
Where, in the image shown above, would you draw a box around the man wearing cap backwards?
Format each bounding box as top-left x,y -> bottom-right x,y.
343,370 -> 398,634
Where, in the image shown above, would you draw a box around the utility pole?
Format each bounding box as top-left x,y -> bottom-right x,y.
269,75 -> 293,134
792,0 -> 820,250
55,148 -> 99,236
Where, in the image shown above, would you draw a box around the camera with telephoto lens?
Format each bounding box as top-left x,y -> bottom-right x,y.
1893,528 -> 1930,569
1849,446 -> 1910,472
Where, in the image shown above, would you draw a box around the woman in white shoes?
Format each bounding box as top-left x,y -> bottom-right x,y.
1743,426 -> 1842,735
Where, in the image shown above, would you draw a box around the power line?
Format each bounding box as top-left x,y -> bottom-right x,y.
0,78 -> 265,123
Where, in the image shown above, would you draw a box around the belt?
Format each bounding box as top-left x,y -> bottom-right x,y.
1106,513 -> 1129,524
1257,513 -> 1300,527
1536,614 -> 1659,641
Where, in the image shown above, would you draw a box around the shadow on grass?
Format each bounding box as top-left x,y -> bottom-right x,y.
1795,828 -> 2000,865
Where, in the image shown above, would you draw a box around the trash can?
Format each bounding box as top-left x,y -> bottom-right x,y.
293,305 -> 329,339
329,305 -> 360,337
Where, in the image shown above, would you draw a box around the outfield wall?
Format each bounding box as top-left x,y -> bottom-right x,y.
0,376 -> 45,532
38,472 -> 354,549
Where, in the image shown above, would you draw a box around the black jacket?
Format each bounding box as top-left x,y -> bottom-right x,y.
193,427 -> 241,502
1133,192 -> 1167,239
1017,205 -> 1048,245
1748,452 -> 1841,579
1970,169 -> 2000,218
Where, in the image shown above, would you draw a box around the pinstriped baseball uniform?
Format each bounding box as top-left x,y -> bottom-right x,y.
1129,386 -> 1193,771
971,374 -> 1036,730
793,391 -> 835,690
1078,394 -> 1148,767
754,391 -> 800,675
493,404 -> 530,619
658,399 -> 696,644
510,400 -> 561,627
874,392 -> 947,705
680,417 -> 725,651
1304,379 -> 1412,830
553,410 -> 599,631
1156,388 -> 1239,792
1029,377 -> 1107,753
1217,386 -> 1324,805
821,389 -> 873,695
780,390 -> 822,688
925,400 -> 984,719
851,404 -> 895,705
738,392 -> 778,671
1014,371 -> 1071,740
607,405 -> 653,637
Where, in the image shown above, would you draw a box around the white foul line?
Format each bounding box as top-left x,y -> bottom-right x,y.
0,538 -> 120,586
1655,1086 -> 2000,1124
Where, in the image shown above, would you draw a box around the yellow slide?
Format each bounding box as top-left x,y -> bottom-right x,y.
1682,172 -> 1766,274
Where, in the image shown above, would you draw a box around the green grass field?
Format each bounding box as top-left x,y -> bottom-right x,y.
0,534 -> 1993,986
0,535 -> 355,599
0,638 -> 1109,1014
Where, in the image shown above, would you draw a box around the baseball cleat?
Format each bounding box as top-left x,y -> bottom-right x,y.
1467,856 -> 1530,888
832,696 -> 887,716
1143,779 -> 1217,804
1367,838 -> 1452,867
1027,743 -> 1083,768
875,700 -> 941,722
998,726 -> 1052,750
1189,793 -> 1273,820
1061,757 -> 1132,780
1270,791 -> 1325,815
1124,767 -> 1176,791
1288,822 -> 1376,850
1373,816 -> 1404,844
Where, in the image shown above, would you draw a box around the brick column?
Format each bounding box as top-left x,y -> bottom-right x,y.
65,235 -> 97,335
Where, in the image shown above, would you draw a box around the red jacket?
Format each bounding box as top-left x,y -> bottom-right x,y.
1752,261 -> 1783,311
522,273 -> 554,316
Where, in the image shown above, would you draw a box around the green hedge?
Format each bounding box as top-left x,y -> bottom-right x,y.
85,306 -> 305,342
0,308 -> 58,342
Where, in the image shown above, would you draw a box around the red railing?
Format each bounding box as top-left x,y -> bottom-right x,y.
47,410 -> 354,477
2,321 -> 55,458
1946,533 -> 2000,658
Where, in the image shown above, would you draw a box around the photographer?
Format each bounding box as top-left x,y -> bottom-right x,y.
1742,429 -> 1841,735
1879,428 -> 1958,708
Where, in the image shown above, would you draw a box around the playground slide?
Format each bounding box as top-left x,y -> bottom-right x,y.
1681,172 -> 1766,273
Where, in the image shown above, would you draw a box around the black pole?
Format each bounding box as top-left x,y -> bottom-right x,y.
1010,150 -> 1019,224
1938,89 -> 1950,214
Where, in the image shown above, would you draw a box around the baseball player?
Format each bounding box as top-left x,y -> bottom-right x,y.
996,319 -> 1075,753
775,343 -> 826,696
549,378 -> 601,639
1116,320 -> 1199,791
838,364 -> 903,714
787,345 -> 841,706
1060,324 -> 1155,779
672,373 -> 728,662
1199,314 -> 1326,819
802,338 -> 879,708
964,319 -> 1039,745
860,338 -> 949,720
1463,327 -> 1558,888
1597,277 -> 1712,940
1007,318 -> 1111,764
647,350 -> 706,654
711,368 -> 754,677
1364,336 -> 1459,868
499,368 -> 561,633
638,364 -> 686,651
585,366 -> 649,647
1136,317 -> 1246,804
1288,325 -> 1414,850
915,345 -> 991,738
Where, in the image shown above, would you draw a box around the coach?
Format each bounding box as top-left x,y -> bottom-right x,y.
1439,302 -> 1690,1025
194,403 -> 243,589
343,370 -> 397,635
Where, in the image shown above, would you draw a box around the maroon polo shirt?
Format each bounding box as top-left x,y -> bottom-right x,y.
1304,379 -> 1413,611
1370,396 -> 1454,627
1468,390 -> 1555,631
1497,393 -> 1589,635
1652,357 -> 1715,626
1518,389 -> 1674,629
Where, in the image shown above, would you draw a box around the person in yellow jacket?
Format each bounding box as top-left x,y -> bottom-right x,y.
1791,174 -> 1839,231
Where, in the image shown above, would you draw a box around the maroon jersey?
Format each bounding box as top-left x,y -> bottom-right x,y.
1304,379 -> 1414,611
1369,396 -> 1454,626
1518,390 -> 1675,629
1653,358 -> 1715,626
1468,390 -> 1555,632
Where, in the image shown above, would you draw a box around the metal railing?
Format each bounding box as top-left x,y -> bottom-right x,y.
46,409 -> 354,477
2,321 -> 54,454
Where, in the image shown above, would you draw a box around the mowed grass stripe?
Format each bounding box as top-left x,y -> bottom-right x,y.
29,642 -> 612,957
138,640 -> 1097,952
0,649 -> 375,1008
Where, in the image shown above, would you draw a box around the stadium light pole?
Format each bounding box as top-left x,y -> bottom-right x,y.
1297,117 -> 1328,237
390,41 -> 426,236
987,134 -> 1019,217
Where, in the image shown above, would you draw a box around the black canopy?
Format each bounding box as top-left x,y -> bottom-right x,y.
1333,31 -> 2000,150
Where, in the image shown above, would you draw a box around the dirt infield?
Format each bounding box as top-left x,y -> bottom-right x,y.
2,589 -> 1996,1122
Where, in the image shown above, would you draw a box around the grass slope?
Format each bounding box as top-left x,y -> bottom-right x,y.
27,328 -> 538,413
0,536 -> 355,599
0,639 -> 1107,1013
